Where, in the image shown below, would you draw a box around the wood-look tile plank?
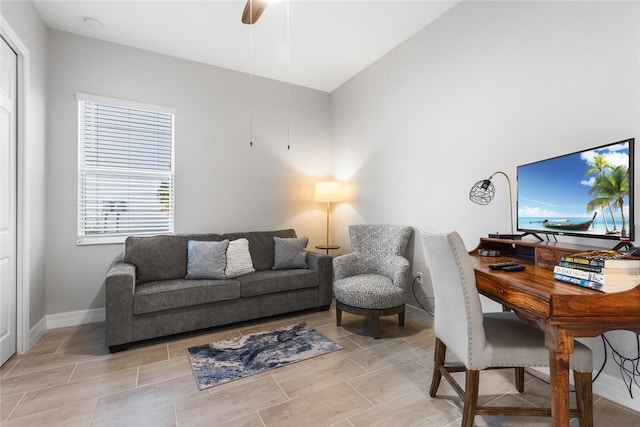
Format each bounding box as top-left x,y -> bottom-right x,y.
4,352 -> 104,378
0,397 -> 97,427
346,339 -> 424,372
347,387 -> 461,427
91,403 -> 177,427
348,359 -> 429,406
137,356 -> 193,387
0,393 -> 22,422
0,365 -> 75,398
259,382 -> 372,427
70,345 -> 168,382
8,368 -> 137,420
92,374 -> 204,424
274,355 -> 366,398
218,412 -> 267,427
175,376 -> 287,426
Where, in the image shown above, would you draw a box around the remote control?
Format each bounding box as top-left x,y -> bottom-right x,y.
503,265 -> 525,272
489,262 -> 520,270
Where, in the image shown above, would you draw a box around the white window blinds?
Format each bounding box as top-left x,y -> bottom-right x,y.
77,93 -> 175,244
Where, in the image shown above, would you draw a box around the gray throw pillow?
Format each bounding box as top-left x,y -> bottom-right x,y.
273,236 -> 308,270
186,240 -> 229,279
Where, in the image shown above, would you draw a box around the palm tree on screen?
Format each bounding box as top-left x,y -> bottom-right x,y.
589,165 -> 629,238
586,154 -> 617,232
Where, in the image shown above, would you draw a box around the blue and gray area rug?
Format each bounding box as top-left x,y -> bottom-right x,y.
186,322 -> 343,390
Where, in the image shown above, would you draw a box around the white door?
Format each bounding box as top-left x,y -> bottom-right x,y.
0,35 -> 18,366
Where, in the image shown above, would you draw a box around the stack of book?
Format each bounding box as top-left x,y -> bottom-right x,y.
553,249 -> 640,293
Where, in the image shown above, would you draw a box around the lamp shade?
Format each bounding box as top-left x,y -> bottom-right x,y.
314,182 -> 342,202
469,179 -> 496,205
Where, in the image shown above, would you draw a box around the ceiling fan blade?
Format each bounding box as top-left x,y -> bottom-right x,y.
242,0 -> 268,25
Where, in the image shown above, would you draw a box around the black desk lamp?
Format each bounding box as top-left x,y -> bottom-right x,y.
469,171 -> 521,239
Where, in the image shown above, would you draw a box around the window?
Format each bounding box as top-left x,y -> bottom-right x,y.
77,93 -> 175,244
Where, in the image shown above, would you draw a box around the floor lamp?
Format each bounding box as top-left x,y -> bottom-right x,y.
314,181 -> 343,254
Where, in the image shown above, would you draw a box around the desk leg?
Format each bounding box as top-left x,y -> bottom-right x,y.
547,327 -> 573,427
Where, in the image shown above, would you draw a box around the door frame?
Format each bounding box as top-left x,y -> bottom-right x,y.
1,16 -> 31,355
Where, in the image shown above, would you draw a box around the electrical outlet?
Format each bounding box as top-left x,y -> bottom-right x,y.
416,272 -> 423,284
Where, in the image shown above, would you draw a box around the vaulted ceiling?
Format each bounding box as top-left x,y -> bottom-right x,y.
33,0 -> 459,92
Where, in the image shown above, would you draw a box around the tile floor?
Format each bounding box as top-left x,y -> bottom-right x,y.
1,304 -> 639,426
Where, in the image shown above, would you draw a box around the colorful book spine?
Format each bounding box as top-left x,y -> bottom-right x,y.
553,266 -> 605,284
553,273 -> 603,291
559,254 -> 606,267
556,261 -> 602,273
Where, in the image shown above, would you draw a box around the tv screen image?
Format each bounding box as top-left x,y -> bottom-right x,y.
517,138 -> 635,242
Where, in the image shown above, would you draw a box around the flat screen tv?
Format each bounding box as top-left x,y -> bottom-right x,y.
517,138 -> 635,243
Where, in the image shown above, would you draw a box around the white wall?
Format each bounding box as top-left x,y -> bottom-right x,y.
331,1 -> 640,411
46,30 -> 332,317
1,0 -> 48,335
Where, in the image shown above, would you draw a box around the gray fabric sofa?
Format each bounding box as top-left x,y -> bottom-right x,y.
105,229 -> 333,352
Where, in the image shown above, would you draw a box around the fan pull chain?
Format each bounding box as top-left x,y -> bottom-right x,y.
249,5 -> 254,148
286,0 -> 291,150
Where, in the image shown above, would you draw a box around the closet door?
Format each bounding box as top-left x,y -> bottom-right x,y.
0,35 -> 18,366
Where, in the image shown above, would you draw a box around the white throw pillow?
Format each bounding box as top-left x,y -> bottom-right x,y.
225,238 -> 255,278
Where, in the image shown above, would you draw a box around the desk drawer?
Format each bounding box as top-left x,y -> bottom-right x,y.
475,272 -> 551,317
535,247 -> 575,270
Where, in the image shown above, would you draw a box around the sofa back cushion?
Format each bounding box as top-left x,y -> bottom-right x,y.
125,234 -> 223,284
222,229 -> 297,271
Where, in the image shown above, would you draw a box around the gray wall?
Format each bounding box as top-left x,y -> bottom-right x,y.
1,0 -> 48,332
46,30 -> 332,315
330,1 -> 640,411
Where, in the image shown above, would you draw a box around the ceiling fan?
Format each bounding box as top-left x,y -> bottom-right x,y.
242,0 -> 268,25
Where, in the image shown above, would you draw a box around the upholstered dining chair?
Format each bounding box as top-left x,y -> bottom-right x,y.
420,231 -> 593,427
333,224 -> 413,339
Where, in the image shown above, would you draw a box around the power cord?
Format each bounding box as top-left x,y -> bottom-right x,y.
531,332 -> 640,397
593,332 -> 640,398
411,276 -> 435,317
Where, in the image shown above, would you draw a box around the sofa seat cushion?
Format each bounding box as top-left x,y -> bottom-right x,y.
133,278 -> 240,315
236,269 -> 318,298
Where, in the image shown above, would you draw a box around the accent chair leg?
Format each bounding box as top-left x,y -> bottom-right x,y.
515,367 -> 525,392
462,370 -> 480,427
574,370 -> 593,427
430,338 -> 446,397
372,311 -> 380,339
336,304 -> 343,326
398,310 -> 405,326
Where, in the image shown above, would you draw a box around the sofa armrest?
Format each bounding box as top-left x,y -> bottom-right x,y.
105,259 -> 136,349
305,251 -> 333,307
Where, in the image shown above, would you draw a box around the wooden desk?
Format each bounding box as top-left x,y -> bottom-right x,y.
471,238 -> 640,427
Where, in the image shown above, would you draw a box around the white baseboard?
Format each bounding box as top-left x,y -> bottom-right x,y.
28,316 -> 47,348
45,307 -> 106,329
28,308 -> 106,349
406,303 -> 433,327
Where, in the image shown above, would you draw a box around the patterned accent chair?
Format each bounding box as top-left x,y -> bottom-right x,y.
421,231 -> 593,427
333,224 -> 413,339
